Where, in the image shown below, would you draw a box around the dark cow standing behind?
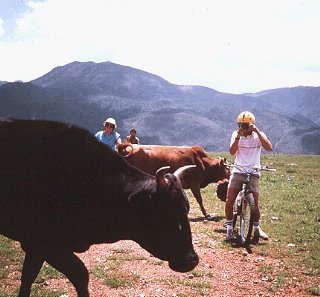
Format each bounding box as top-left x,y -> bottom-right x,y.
0,118 -> 198,297
118,144 -> 230,220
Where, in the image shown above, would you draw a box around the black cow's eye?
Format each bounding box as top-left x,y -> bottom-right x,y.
178,223 -> 182,231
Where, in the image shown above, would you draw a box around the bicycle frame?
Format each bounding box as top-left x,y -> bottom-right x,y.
228,164 -> 275,246
233,172 -> 255,245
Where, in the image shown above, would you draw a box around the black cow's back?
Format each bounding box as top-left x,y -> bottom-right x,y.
0,118 -> 127,248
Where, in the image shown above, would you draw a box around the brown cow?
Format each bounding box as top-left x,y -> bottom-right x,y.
119,144 -> 230,220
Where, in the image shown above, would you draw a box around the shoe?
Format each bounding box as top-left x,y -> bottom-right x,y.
252,229 -> 259,244
225,229 -> 234,241
259,227 -> 269,240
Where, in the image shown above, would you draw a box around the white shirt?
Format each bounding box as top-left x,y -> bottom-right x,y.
230,130 -> 266,176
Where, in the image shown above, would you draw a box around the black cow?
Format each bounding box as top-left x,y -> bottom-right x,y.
0,118 -> 198,297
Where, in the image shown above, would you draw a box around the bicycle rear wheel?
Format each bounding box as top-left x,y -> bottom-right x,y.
239,194 -> 255,245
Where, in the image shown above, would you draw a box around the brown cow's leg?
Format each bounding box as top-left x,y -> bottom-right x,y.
190,186 -> 209,218
18,251 -> 44,297
45,250 -> 89,297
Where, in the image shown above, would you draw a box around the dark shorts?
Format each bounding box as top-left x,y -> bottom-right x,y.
227,173 -> 260,193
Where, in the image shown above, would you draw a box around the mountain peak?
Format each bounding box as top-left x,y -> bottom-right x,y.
1,61 -> 318,154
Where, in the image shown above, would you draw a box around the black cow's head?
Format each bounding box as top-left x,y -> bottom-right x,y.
126,166 -> 199,273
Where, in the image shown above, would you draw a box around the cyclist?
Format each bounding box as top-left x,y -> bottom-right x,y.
225,111 -> 272,242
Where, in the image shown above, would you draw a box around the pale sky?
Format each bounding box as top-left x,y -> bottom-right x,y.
0,0 -> 319,94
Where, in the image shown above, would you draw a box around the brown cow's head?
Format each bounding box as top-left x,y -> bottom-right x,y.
219,157 -> 231,178
118,141 -> 134,157
200,157 -> 231,188
213,158 -> 230,201
216,178 -> 229,202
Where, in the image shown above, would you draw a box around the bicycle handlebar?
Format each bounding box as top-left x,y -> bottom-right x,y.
260,166 -> 276,172
224,163 -> 276,173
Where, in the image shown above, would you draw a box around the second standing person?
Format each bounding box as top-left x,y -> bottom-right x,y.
126,129 -> 140,144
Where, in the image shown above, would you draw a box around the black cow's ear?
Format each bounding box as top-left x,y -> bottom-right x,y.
128,190 -> 153,205
156,166 -> 171,191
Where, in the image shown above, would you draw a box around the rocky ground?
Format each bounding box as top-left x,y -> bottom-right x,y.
34,234 -> 315,297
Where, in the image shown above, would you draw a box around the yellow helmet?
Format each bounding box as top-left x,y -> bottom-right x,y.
237,111 -> 255,124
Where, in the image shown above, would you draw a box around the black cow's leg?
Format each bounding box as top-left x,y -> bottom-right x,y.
45,251 -> 89,297
191,185 -> 208,217
18,251 -> 44,297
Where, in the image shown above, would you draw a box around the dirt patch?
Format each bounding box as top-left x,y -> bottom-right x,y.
40,234 -> 313,297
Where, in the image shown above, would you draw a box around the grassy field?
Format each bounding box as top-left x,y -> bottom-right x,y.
212,153 -> 320,271
0,154 -> 319,296
195,153 -> 320,294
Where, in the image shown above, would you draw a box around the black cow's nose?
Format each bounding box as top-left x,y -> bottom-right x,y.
169,252 -> 199,272
187,252 -> 199,269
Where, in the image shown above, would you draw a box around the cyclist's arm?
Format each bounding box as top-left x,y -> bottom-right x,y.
229,130 -> 242,155
253,126 -> 272,151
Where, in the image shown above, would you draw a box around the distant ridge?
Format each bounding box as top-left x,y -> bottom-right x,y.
0,61 -> 319,154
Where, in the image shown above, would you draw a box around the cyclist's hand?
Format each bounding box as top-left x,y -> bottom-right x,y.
237,127 -> 244,137
249,124 -> 258,133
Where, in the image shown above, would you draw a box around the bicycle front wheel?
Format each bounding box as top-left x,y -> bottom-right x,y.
239,194 -> 255,245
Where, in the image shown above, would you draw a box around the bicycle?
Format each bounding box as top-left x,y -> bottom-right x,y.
227,164 -> 276,246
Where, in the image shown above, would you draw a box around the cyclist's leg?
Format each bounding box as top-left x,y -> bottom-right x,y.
251,191 -> 261,243
250,175 -> 260,223
251,175 -> 262,243
225,174 -> 242,240
252,191 -> 260,223
225,188 -> 239,240
225,188 -> 240,220
251,177 -> 269,242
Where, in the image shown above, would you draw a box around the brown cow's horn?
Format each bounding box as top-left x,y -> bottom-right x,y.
155,166 -> 171,189
118,142 -> 134,158
173,165 -> 197,181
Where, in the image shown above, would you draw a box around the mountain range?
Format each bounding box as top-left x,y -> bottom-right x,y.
1,61 -> 319,154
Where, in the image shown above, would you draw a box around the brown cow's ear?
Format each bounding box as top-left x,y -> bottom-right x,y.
220,157 -> 227,165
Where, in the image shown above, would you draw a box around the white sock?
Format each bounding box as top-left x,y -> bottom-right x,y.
226,220 -> 233,231
253,221 -> 259,231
